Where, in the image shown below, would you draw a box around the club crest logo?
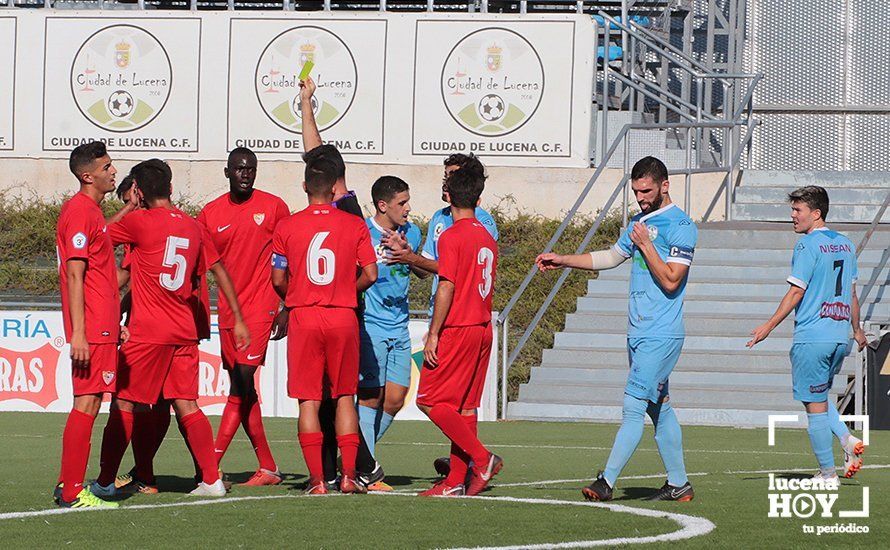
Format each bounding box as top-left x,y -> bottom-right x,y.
102,371 -> 115,385
433,222 -> 445,240
647,225 -> 659,241
441,28 -> 544,137
255,26 -> 357,134
70,25 -> 172,133
253,213 -> 265,226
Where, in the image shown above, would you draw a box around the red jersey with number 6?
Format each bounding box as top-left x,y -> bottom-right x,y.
109,207 -> 220,345
271,205 -> 376,309
437,217 -> 498,327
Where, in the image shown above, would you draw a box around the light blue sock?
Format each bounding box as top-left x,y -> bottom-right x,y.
826,402 -> 851,444
376,411 -> 395,442
807,412 -> 835,473
648,401 -> 688,486
603,394 -> 648,487
358,405 -> 378,458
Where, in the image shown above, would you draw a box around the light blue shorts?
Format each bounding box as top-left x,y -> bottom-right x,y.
790,342 -> 848,403
625,337 -> 684,403
359,329 -> 412,389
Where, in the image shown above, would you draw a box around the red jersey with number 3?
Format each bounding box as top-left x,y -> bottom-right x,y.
437,217 -> 498,327
271,205 -> 376,309
197,190 -> 290,328
56,192 -> 120,344
109,207 -> 220,345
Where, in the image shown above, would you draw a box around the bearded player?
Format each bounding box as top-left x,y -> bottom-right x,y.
537,157 -> 696,502
418,167 -> 502,497
271,155 -> 377,494
91,159 -> 250,499
197,147 -> 290,486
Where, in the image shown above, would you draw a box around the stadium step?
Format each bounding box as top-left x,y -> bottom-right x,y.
509,220 -> 888,428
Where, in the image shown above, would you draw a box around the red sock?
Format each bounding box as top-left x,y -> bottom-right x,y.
336,433 -> 360,478
177,417 -> 202,480
179,410 -> 219,485
298,431 -> 324,481
97,408 -> 134,487
149,402 -> 172,460
214,395 -> 243,465
60,409 -> 96,502
444,415 -> 477,486
132,410 -> 157,484
428,404 -> 489,467
242,396 -> 277,472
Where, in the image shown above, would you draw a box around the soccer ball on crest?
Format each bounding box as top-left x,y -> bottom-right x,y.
478,94 -> 505,122
108,90 -> 134,118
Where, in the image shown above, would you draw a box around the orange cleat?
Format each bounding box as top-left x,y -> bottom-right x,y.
305,478 -> 328,495
843,439 -> 866,478
238,469 -> 283,487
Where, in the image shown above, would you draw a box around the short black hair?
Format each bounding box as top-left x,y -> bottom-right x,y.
131,159 -> 172,202
116,174 -> 135,201
69,141 -> 108,179
630,156 -> 669,183
302,144 -> 346,180
446,168 -> 485,209
228,147 -> 257,165
371,176 -> 409,207
788,185 -> 830,220
304,156 -> 339,197
444,153 -> 487,180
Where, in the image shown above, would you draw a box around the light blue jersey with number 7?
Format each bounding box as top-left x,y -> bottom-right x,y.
787,227 -> 858,344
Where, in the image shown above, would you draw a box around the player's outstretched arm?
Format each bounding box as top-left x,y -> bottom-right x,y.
851,285 -> 867,350
536,250 -> 627,272
424,280 -> 455,368
357,262 -> 379,293
300,76 -> 322,152
209,261 -> 251,350
747,285 -> 805,348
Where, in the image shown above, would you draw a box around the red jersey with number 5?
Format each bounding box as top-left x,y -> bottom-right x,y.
271,205 -> 376,309
437,217 -> 498,327
109,207 -> 220,345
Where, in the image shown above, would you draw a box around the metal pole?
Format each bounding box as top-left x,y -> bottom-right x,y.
577,1 -> 584,14
601,24 -> 610,167
190,0 -> 197,11
622,130 -> 630,227
324,0 -> 331,11
427,0 -> 434,11
500,316 -> 508,420
696,77 -> 704,169
854,327 -> 863,424
380,0 -> 386,11
520,1 -> 527,15
482,0 -> 489,13
619,0 -> 628,105
228,0 -> 234,11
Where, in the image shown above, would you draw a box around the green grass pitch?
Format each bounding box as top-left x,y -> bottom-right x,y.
0,413 -> 885,548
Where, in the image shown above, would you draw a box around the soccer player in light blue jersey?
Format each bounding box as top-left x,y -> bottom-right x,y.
357,176 -> 426,491
748,186 -> 867,482
536,157 -> 696,502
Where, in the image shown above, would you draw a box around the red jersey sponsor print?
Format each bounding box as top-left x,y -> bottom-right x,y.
109,207 -> 221,345
56,192 -> 120,344
437,218 -> 498,327
271,205 -> 376,309
197,190 -> 290,328
0,343 -> 61,409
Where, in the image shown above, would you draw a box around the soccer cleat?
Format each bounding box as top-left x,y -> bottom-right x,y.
645,481 -> 695,501
53,483 -> 63,505
239,469 -> 283,487
189,479 -> 227,497
581,472 -> 613,502
433,457 -> 451,477
325,477 -> 340,493
812,471 -> 840,489
58,487 -> 120,509
366,480 -> 394,492
306,478 -> 328,495
843,437 -> 866,478
419,481 -> 465,497
119,479 -> 159,495
466,454 -> 503,496
340,475 -> 368,494
115,470 -> 135,490
89,481 -> 118,499
357,462 -> 385,489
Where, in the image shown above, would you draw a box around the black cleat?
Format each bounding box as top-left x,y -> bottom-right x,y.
433,457 -> 451,477
645,481 -> 695,501
581,472 -> 613,502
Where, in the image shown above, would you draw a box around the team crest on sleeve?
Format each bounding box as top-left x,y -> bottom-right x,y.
433,223 -> 444,240
253,213 -> 265,226
647,225 -> 659,241
72,232 -> 87,249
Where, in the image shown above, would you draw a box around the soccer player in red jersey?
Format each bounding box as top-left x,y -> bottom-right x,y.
417,168 -> 503,497
91,159 -> 251,498
54,142 -> 125,508
271,155 -> 378,495
197,147 -> 290,486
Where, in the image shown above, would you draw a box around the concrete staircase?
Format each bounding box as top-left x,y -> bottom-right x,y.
733,171 -> 890,223
508,222 -> 890,428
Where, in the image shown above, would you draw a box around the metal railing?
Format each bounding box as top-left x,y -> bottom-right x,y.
1,1 -> 662,12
